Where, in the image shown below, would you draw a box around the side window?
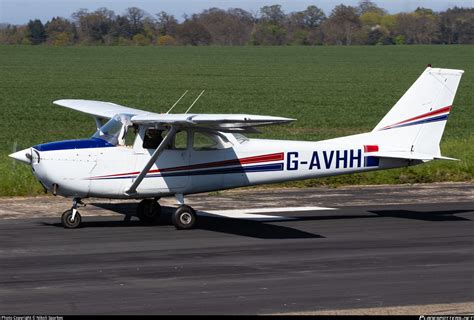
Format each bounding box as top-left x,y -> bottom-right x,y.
193,132 -> 219,150
143,128 -> 164,149
172,130 -> 188,150
142,128 -> 188,150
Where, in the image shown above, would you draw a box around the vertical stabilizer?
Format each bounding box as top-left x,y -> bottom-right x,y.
372,67 -> 463,156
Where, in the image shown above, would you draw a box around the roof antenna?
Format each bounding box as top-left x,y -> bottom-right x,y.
166,90 -> 188,114
185,90 -> 205,114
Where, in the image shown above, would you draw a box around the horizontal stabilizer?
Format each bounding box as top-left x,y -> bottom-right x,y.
434,155 -> 460,161
369,151 -> 459,161
369,151 -> 434,161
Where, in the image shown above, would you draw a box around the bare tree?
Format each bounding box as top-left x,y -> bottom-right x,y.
322,5 -> 361,45
156,11 -> 178,36
193,8 -> 254,45
439,7 -> 474,44
260,5 -> 286,25
393,9 -> 439,44
303,5 -> 326,29
72,8 -> 115,44
125,7 -> 147,35
358,0 -> 387,15
176,18 -> 211,45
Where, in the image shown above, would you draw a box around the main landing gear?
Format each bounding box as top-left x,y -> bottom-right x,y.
136,198 -> 162,224
172,205 -> 197,230
170,193 -> 197,230
60,195 -> 198,230
136,196 -> 197,229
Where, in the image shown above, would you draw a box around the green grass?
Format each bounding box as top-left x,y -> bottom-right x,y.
0,45 -> 472,195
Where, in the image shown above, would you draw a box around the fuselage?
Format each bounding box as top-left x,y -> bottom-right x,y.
28,127 -> 414,199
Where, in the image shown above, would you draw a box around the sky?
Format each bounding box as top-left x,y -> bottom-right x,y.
0,0 -> 472,24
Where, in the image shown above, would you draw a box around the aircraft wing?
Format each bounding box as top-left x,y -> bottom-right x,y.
131,113 -> 295,131
53,99 -> 151,119
53,100 -> 294,130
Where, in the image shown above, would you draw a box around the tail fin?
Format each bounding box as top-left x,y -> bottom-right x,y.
373,67 -> 464,157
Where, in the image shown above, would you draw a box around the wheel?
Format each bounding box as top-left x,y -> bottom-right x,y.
172,205 -> 197,230
61,209 -> 82,229
137,199 -> 161,224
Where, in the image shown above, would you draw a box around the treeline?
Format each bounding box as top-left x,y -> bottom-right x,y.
1,1 -> 473,46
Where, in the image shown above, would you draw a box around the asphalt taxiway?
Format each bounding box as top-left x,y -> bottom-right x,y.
0,183 -> 473,314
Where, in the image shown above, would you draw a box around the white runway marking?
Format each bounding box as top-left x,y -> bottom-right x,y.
198,206 -> 337,221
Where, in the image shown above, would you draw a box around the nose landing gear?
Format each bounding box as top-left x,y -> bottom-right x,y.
61,198 -> 85,229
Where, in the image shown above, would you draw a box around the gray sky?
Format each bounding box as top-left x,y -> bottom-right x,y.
1,0 -> 472,24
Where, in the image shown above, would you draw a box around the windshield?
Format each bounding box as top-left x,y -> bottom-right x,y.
92,115 -> 130,146
232,133 -> 249,144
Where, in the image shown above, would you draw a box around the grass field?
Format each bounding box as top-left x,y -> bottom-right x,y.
0,45 -> 472,196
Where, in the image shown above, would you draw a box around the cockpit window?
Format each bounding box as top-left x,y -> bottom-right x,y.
92,114 -> 131,146
232,133 -> 249,144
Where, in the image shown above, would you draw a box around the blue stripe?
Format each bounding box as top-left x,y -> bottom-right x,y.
34,138 -> 115,152
364,156 -> 379,167
384,114 -> 449,130
159,163 -> 284,177
93,163 -> 284,180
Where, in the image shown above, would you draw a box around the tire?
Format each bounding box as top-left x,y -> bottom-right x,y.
137,199 -> 162,224
172,205 -> 197,230
61,209 -> 82,229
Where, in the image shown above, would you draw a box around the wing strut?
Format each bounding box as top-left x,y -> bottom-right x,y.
125,126 -> 178,196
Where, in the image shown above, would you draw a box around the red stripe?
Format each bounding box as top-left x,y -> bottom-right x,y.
158,153 -> 283,173
93,152 -> 284,178
364,145 -> 379,152
382,105 -> 451,129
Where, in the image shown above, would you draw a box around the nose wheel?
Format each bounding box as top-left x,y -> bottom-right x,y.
61,209 -> 82,228
61,198 -> 84,229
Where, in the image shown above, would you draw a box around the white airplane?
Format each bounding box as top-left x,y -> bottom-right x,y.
10,67 -> 464,229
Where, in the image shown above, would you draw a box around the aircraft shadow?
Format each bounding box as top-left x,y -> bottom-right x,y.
290,209 -> 473,222
40,205 -> 472,239
40,220 -> 153,228
368,209 -> 473,221
194,216 -> 324,239
43,203 -> 324,239
90,202 -> 137,215
88,203 -> 474,225
91,203 -> 473,223
40,216 -> 323,239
